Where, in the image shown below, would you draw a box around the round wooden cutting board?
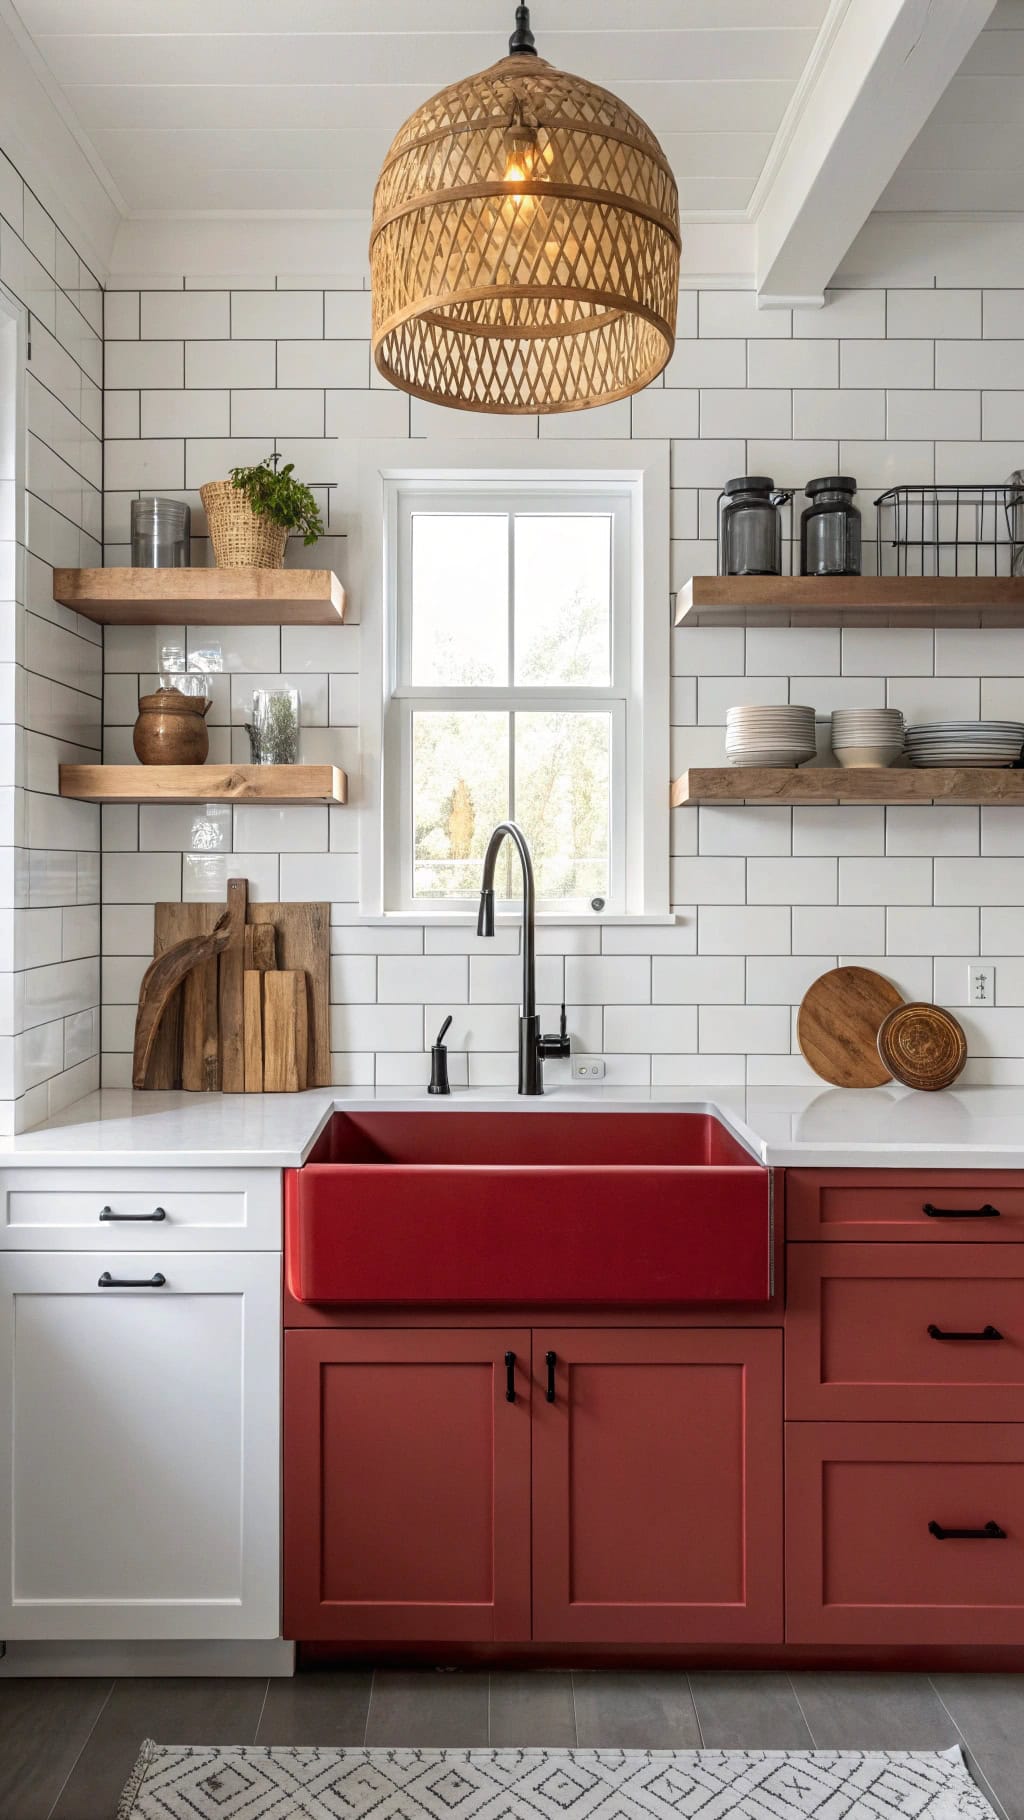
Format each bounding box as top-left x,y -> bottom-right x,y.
797,965 -> 905,1088
877,1001 -> 968,1092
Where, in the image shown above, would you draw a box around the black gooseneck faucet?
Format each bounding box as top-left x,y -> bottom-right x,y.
477,820 -> 570,1095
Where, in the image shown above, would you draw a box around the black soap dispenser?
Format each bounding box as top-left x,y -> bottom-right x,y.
428,1015 -> 453,1095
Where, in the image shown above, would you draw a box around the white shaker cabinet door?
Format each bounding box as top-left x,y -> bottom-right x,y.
0,1252 -> 280,1640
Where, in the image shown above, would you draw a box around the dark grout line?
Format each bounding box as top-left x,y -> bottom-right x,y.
686,1675 -> 705,1748
44,1677 -> 115,1820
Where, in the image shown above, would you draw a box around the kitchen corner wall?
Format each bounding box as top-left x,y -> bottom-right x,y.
0,148 -> 102,1133
100,250 -> 1024,1092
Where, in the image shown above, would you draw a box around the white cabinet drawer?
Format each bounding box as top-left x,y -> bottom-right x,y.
0,1250 -> 280,1640
0,1169 -> 280,1249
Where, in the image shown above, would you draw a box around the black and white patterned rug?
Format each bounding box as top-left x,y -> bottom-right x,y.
116,1743 -> 996,1820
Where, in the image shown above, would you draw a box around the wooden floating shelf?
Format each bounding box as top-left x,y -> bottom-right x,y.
53,566 -> 346,626
59,764 -> 348,806
675,575 -> 1024,627
671,767 -> 1024,808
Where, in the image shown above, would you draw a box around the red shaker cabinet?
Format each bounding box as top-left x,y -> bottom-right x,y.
787,1421 -> 1024,1646
283,1328 -> 531,1643
786,1243 -> 1024,1423
531,1328 -> 783,1644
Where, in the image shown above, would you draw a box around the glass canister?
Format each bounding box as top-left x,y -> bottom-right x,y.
800,476 -> 861,576
131,496 -> 191,567
718,477 -> 792,576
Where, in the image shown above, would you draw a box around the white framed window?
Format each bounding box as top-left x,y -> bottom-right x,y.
341,440 -> 670,922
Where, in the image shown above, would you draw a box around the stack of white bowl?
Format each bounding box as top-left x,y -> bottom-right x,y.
906,721 -> 1024,768
830,708 -> 905,768
725,705 -> 816,769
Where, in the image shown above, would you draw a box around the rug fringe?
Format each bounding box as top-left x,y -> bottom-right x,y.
116,1738 -> 157,1819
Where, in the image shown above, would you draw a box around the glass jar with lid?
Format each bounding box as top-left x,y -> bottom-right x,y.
800,476 -> 861,576
718,477 -> 792,577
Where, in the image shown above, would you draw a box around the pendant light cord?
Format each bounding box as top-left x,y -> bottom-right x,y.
508,5 -> 537,55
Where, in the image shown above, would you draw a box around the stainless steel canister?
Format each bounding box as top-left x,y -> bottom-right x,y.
130,496 -> 191,567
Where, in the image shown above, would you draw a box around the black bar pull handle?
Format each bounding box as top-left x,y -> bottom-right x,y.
98,1271 -> 166,1289
98,1206 -> 167,1222
545,1350 -> 557,1403
504,1350 -> 516,1403
928,1323 -> 1003,1341
929,1520 -> 1006,1540
923,1202 -> 1000,1219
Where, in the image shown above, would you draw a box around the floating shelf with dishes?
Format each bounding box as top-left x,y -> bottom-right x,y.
674,576 -> 1024,626
58,764 -> 348,805
670,768 -> 1024,808
52,567 -> 346,626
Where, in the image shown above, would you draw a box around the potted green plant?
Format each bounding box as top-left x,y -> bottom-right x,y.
199,454 -> 325,569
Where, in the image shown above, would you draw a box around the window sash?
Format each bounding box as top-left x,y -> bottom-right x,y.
389,484 -> 632,913
387,695 -> 627,914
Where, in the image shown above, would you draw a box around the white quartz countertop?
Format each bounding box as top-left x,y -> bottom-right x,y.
2,1081 -> 1024,1170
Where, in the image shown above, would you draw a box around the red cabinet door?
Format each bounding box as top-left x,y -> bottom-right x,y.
787,1421 -> 1024,1646
284,1328 -> 531,1643
532,1329 -> 783,1644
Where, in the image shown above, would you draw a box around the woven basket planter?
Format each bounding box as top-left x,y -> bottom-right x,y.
200,480 -> 288,569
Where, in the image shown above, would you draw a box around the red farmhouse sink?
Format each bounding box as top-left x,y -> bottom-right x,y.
286,1111 -> 770,1306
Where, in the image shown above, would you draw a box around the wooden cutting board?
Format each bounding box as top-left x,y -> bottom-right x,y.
877,1001 -> 968,1091
797,965 -> 905,1089
145,896 -> 330,1089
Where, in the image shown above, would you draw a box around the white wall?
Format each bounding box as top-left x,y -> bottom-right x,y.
94,218 -> 1024,1094
0,147 -> 103,1132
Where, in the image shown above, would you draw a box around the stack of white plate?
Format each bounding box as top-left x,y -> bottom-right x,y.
905,721 -> 1024,768
725,704 -> 816,769
831,708 -> 905,769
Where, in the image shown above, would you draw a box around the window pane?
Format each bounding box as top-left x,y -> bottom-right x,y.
412,711 -> 510,899
514,711 -> 611,901
513,515 -> 611,685
411,514 -> 508,685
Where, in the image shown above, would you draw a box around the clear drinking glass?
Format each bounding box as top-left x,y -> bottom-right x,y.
246,688 -> 300,764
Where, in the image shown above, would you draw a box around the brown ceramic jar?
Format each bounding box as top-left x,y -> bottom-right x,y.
133,688 -> 212,765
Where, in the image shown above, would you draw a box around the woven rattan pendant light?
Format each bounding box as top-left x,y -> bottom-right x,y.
370,5 -> 680,415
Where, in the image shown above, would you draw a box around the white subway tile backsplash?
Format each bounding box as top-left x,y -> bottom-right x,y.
698,906 -> 790,955
793,389 -> 885,438
793,906 -> 884,953
565,955 -> 650,1004
186,340 -> 276,388
699,1003 -> 790,1053
888,906 -> 979,955
653,955 -> 744,1002
81,269 -> 1024,1099
700,389 -> 791,438
886,390 -> 979,440
604,1004 -> 696,1052
748,857 -> 836,904
379,955 -> 468,1004
698,806 -> 791,855
747,340 -> 837,389
698,292 -> 789,338
141,291 -> 230,339
746,627 -> 840,675
838,857 -> 932,904
230,290 -> 323,339
887,805 -> 979,856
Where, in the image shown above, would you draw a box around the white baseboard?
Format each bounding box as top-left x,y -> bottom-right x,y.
0,1638 -> 296,1677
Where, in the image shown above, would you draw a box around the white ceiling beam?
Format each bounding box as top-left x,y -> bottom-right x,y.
754,0 -> 997,307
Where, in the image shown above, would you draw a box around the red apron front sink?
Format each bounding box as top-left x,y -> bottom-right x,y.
286,1110 -> 770,1306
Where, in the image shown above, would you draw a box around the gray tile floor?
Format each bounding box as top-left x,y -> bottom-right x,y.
1,1670 -> 1020,1820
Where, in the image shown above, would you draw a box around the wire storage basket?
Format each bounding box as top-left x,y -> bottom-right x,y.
876,484 -> 1024,577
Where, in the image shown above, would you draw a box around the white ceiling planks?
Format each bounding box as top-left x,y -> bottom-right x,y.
10,0 -> 830,216
880,0 -> 1024,211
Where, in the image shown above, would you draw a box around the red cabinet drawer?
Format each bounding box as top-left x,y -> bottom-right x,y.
786,1170 -> 1024,1242
787,1244 -> 1024,1421
786,1422 -> 1024,1645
